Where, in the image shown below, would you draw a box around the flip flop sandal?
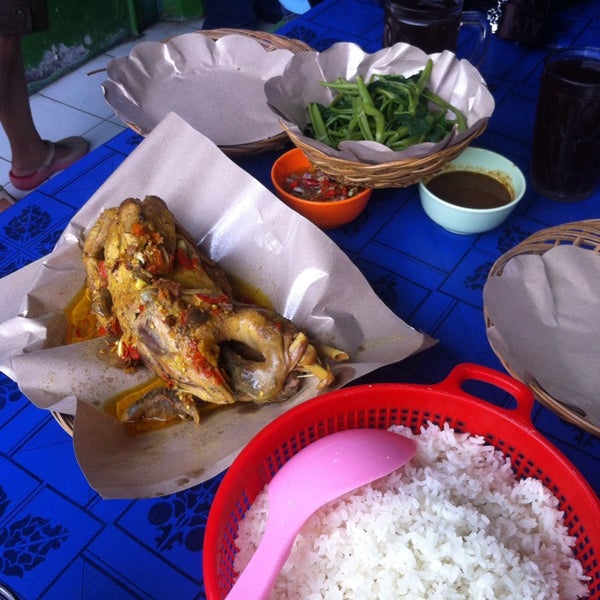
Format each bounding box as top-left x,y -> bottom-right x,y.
0,186 -> 16,212
9,136 -> 90,191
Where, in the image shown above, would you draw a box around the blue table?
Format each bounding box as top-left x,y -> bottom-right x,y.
0,1 -> 599,598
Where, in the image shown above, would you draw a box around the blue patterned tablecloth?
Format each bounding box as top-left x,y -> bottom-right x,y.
1,1 -> 599,598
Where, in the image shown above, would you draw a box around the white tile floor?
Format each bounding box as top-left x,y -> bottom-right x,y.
0,18 -> 210,202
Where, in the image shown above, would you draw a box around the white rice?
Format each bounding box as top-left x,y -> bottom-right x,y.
233,423 -> 590,599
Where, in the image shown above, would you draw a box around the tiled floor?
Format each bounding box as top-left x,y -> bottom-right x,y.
1,15 -> 290,205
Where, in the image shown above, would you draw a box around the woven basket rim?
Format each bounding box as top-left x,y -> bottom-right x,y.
53,412 -> 74,436
282,121 -> 488,188
485,219 -> 600,436
199,28 -> 313,53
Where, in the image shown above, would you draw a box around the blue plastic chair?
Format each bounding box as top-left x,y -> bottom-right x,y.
279,0 -> 311,14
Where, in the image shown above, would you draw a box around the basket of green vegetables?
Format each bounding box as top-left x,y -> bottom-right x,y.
265,42 -> 494,188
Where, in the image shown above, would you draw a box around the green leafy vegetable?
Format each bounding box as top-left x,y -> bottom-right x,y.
304,59 -> 467,152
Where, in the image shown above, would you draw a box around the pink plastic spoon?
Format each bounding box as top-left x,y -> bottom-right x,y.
225,428 -> 417,600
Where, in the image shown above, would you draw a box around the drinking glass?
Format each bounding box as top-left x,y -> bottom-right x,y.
531,47 -> 600,202
383,0 -> 490,66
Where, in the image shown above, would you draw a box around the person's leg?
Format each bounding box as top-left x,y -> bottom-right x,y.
0,33 -> 89,189
0,33 -> 48,176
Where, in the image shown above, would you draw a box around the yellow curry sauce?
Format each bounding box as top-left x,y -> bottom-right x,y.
64,286 -> 98,344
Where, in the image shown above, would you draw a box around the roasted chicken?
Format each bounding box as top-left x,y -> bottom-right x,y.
82,196 -> 345,425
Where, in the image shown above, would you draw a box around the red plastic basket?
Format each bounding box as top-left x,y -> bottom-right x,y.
203,363 -> 600,599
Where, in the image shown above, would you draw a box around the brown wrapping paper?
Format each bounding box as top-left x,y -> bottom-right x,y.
0,113 -> 434,498
484,245 -> 600,428
102,32 -> 295,144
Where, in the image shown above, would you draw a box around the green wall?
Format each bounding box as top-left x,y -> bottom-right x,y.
161,0 -> 203,20
21,0 -> 204,91
23,0 -> 134,89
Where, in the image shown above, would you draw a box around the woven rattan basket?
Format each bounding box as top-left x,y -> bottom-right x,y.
123,29 -> 312,157
53,412 -> 74,435
201,28 -> 312,53
485,219 -> 600,436
281,121 -> 488,188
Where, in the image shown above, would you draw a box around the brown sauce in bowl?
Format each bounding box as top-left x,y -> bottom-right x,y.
426,170 -> 513,209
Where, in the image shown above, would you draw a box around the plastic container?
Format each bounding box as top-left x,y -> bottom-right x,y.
203,363 -> 600,599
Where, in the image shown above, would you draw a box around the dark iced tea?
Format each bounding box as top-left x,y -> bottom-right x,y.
531,48 -> 600,201
383,0 -> 462,53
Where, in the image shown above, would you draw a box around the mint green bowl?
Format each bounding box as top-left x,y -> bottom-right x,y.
418,147 -> 526,235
